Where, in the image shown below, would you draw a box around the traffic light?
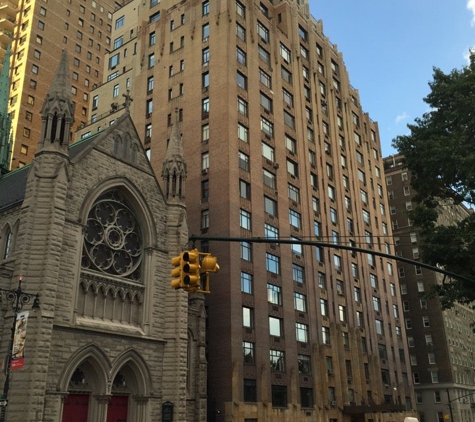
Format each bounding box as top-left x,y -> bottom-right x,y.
182,249 -> 201,289
201,254 -> 219,293
201,255 -> 220,274
170,253 -> 183,289
170,249 -> 219,293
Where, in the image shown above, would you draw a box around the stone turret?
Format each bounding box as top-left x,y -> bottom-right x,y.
161,110 -> 187,203
8,52 -> 74,421
38,50 -> 75,154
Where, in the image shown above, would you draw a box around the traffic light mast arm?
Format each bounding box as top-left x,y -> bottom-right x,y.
188,235 -> 473,285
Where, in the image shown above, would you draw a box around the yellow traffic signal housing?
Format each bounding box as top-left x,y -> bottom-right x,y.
182,249 -> 201,288
201,253 -> 220,293
170,254 -> 183,289
170,249 -> 219,293
201,255 -> 220,273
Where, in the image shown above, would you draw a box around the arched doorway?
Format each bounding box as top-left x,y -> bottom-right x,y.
61,356 -> 109,422
62,393 -> 89,422
61,368 -> 91,422
107,395 -> 128,422
108,351 -> 153,421
107,372 -> 130,422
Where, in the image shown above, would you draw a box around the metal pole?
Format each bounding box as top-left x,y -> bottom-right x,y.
447,388 -> 454,422
0,281 -> 21,422
0,279 -> 39,422
189,235 -> 474,284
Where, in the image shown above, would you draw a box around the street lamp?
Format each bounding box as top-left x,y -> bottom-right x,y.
0,277 -> 40,422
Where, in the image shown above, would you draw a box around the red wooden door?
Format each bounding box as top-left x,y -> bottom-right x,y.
107,395 -> 128,422
62,394 -> 89,422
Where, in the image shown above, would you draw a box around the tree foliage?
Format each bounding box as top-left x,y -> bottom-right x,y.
393,55 -> 475,307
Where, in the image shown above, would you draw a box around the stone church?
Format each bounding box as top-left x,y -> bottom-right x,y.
0,51 -> 206,421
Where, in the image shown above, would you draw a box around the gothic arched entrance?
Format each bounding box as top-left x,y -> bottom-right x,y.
62,393 -> 89,422
107,395 -> 128,422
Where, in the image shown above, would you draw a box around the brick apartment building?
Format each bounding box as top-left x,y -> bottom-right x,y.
75,1 -> 421,421
3,0 -> 120,168
384,154 -> 475,422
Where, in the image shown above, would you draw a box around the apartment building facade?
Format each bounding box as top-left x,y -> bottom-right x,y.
78,1 -> 418,421
384,154 -> 475,422
0,0 -> 17,73
5,0 -> 119,168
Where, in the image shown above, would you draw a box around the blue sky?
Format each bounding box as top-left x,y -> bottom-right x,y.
309,1 -> 475,157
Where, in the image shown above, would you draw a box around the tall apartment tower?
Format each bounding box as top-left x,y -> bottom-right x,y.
5,0 -> 119,168
0,0 -> 17,72
78,1 -> 418,421
384,154 -> 475,422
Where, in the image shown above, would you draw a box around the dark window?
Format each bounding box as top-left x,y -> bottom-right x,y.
240,179 -> 250,199
300,388 -> 313,408
272,385 -> 287,407
244,379 -> 257,402
243,341 -> 254,364
201,180 -> 209,200
298,355 -> 311,374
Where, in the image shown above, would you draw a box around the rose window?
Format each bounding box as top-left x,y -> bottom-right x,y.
82,191 -> 142,280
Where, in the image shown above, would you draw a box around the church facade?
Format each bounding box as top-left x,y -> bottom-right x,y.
0,51 -> 205,421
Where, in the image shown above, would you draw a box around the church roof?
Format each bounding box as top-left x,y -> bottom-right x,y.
0,165 -> 29,211
0,136 -> 97,212
69,130 -> 103,160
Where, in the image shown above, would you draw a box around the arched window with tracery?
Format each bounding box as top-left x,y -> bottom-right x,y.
78,189 -> 144,326
1,222 -> 18,261
3,228 -> 12,260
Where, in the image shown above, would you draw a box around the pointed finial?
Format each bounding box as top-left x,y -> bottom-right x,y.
162,108 -> 186,201
47,50 -> 72,101
38,51 -> 75,150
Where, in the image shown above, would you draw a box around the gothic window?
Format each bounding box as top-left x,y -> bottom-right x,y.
2,226 -> 12,260
68,367 -> 89,391
1,222 -> 18,260
112,372 -> 128,392
130,144 -> 138,164
81,190 -> 142,281
113,135 -> 121,156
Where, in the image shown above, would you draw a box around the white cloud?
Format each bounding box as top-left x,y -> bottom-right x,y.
395,112 -> 409,125
468,0 -> 475,25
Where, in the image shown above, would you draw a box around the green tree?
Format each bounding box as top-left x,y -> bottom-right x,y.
393,55 -> 475,307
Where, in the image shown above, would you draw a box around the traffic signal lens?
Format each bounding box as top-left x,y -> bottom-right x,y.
182,249 -> 201,288
183,274 -> 200,285
183,263 -> 200,272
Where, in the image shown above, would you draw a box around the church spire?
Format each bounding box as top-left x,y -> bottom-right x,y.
38,50 -> 75,154
0,44 -> 13,176
162,109 -> 187,202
